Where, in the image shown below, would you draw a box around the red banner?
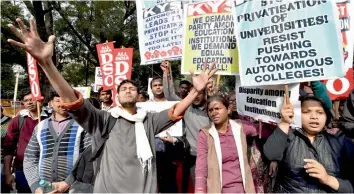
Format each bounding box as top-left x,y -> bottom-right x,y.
96,43 -> 133,106
112,48 -> 133,105
26,52 -> 42,101
96,42 -> 115,91
323,1 -> 353,100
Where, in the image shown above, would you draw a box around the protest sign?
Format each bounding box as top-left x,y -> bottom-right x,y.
136,0 -> 183,65
73,87 -> 91,99
26,52 -> 43,101
94,67 -> 103,92
96,43 -> 133,105
233,0 -> 345,86
96,42 -> 115,91
137,101 -> 182,137
112,48 -> 133,84
111,48 -> 134,104
323,0 -> 354,100
236,76 -> 301,127
181,0 -> 239,75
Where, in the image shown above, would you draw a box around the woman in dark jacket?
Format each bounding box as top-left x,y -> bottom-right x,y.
264,96 -> 354,193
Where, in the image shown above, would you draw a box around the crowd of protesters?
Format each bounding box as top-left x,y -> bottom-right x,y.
1,18 -> 354,194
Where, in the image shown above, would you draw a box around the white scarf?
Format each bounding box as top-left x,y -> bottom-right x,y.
110,106 -> 153,172
209,120 -> 246,190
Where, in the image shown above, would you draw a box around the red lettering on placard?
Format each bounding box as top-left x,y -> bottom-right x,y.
187,0 -> 232,16
26,52 -> 42,101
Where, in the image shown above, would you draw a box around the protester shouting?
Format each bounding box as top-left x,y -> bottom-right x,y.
263,96 -> 354,192
161,60 -> 210,192
7,17 -> 217,193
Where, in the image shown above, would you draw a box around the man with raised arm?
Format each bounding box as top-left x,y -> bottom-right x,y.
161,61 -> 211,192
7,18 -> 217,193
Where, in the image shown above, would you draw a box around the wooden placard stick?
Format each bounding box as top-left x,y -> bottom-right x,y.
333,100 -> 340,120
284,84 -> 290,104
13,72 -> 19,117
37,101 -> 41,123
258,119 -> 262,139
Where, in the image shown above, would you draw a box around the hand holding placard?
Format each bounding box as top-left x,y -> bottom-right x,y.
279,96 -> 294,134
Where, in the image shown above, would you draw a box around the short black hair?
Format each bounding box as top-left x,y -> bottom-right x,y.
150,76 -> 162,89
140,91 -> 149,100
21,90 -> 32,100
117,80 -> 140,94
49,91 -> 60,101
179,80 -> 191,87
98,87 -> 112,95
87,98 -> 101,109
301,96 -> 332,126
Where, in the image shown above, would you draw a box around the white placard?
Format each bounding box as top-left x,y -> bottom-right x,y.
73,87 -> 91,99
94,67 -> 103,92
236,76 -> 301,127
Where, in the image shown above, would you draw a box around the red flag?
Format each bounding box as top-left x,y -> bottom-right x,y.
322,2 -> 353,100
112,48 -> 133,106
26,52 -> 42,101
96,42 -> 115,91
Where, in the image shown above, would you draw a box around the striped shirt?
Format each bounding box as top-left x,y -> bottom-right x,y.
23,117 -> 91,192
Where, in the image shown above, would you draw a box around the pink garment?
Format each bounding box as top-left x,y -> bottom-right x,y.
239,119 -> 276,139
50,115 -> 71,135
195,124 -> 245,193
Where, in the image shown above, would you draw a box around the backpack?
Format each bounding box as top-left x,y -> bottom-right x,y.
68,115 -> 117,189
18,116 -> 26,132
90,115 -> 117,174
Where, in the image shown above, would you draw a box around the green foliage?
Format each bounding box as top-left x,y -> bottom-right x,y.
1,0 -> 235,96
61,62 -> 95,87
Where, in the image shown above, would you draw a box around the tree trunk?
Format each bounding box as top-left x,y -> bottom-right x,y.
26,1 -> 55,101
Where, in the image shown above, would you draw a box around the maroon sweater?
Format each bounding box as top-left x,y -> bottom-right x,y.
2,115 -> 42,168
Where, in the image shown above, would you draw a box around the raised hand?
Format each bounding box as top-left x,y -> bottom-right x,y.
7,18 -> 55,64
280,98 -> 294,124
190,62 -> 218,92
160,61 -> 170,73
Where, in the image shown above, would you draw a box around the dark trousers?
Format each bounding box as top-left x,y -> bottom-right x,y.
156,151 -> 178,193
1,167 -> 11,194
182,153 -> 196,193
15,168 -> 31,193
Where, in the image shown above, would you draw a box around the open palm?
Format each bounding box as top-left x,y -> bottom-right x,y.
191,63 -> 218,92
7,18 -> 55,64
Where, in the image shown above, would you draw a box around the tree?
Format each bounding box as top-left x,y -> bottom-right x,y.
1,0 -> 199,99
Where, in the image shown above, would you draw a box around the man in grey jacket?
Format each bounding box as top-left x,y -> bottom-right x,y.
161,61 -> 211,192
7,17 -> 217,193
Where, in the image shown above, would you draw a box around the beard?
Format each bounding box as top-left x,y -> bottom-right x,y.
120,100 -> 136,108
153,92 -> 164,99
